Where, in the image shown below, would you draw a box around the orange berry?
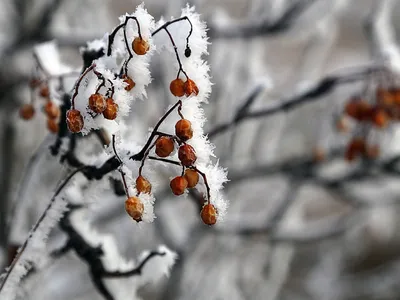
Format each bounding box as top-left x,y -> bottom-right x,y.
366,144 -> 380,159
155,136 -> 174,157
44,101 -> 60,119
136,175 -> 151,194
88,93 -> 106,113
170,176 -> 188,195
390,88 -> 400,105
66,109 -> 84,133
344,99 -> 371,121
19,104 -> 35,120
170,78 -> 185,97
47,118 -> 59,133
132,37 -> 150,55
178,144 -> 197,167
184,79 -> 199,96
122,75 -> 135,91
371,108 -> 389,128
175,119 -> 193,141
184,169 -> 199,188
125,196 -> 144,222
39,85 -> 50,98
103,98 -> 118,120
200,203 -> 217,225
345,137 -> 366,162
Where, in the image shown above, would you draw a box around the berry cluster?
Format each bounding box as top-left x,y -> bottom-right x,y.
333,83 -> 400,162
19,81 -> 61,134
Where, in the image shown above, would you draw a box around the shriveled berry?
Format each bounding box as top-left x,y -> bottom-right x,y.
39,85 -> 50,98
170,78 -> 185,97
201,203 -> 217,225
170,176 -> 188,195
89,93 -> 106,113
184,169 -> 199,188
19,104 -> 35,120
103,98 -> 118,120
136,175 -> 152,194
47,118 -> 59,133
123,75 -> 135,91
184,46 -> 191,58
125,196 -> 144,222
371,108 -> 389,128
184,79 -> 199,96
155,136 -> 174,157
175,119 -> 193,141
66,109 -> 84,133
44,101 -> 60,119
345,137 -> 366,162
132,37 -> 150,55
178,144 -> 197,166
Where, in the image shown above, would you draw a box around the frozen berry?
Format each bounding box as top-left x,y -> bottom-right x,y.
200,203 -> 217,225
155,136 -> 174,157
125,196 -> 144,222
66,109 -> 84,133
170,176 -> 188,195
103,98 -> 118,120
184,79 -> 199,96
122,75 -> 135,91
132,37 -> 150,55
184,169 -> 199,188
89,93 -> 106,113
175,119 -> 193,141
136,175 -> 151,194
170,78 -> 185,97
178,144 -> 197,166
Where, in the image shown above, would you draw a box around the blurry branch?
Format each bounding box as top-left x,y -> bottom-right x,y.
210,0 -> 316,39
364,0 -> 400,73
208,65 -> 380,138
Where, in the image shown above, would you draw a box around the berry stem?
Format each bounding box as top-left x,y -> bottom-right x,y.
190,166 -> 211,204
71,64 -> 96,109
112,135 -> 130,197
138,142 -> 156,176
163,27 -> 189,80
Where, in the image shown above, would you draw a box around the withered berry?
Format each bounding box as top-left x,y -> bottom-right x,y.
89,93 -> 106,113
103,98 -> 118,120
136,175 -> 152,194
170,176 -> 188,195
200,204 -> 217,225
170,78 -> 185,97
175,119 -> 193,141
44,101 -> 60,119
184,79 -> 199,96
47,118 -> 59,133
122,75 -> 135,91
66,109 -> 84,133
178,144 -> 197,167
39,85 -> 50,98
132,37 -> 150,55
184,169 -> 199,188
155,136 -> 174,157
19,104 -> 35,120
125,196 -> 144,222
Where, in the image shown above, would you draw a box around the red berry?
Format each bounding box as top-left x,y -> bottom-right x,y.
19,104 -> 35,120
39,85 -> 50,98
184,169 -> 199,188
200,204 -> 217,225
155,136 -> 174,157
170,176 -> 188,195
44,101 -> 60,119
175,119 -> 193,141
122,75 -> 135,91
66,109 -> 84,133
178,144 -> 197,167
88,93 -> 106,113
184,79 -> 199,96
170,78 -> 185,97
103,98 -> 118,120
47,118 -> 59,133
